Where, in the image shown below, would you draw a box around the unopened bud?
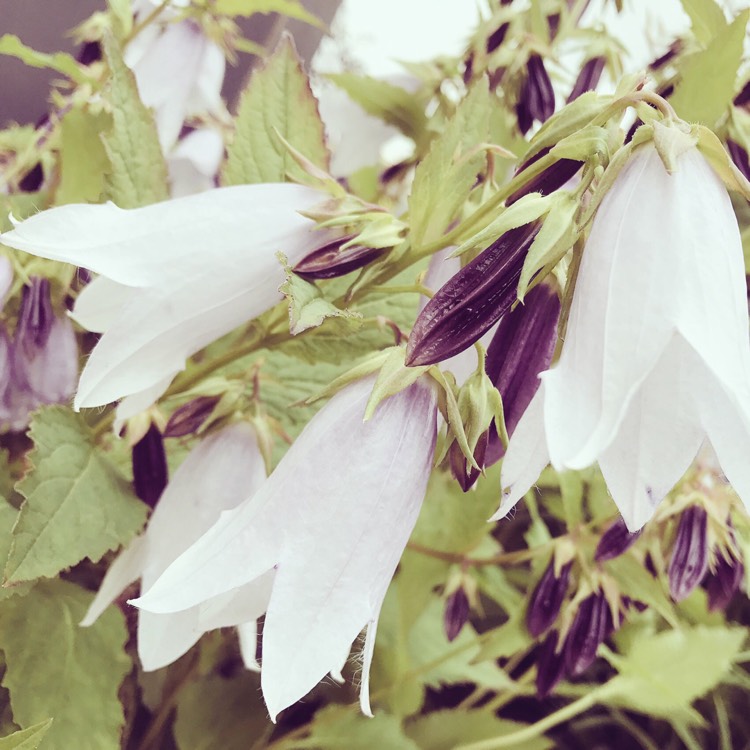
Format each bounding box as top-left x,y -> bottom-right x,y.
649,41 -> 681,71
506,148 -> 582,205
526,560 -> 572,637
727,139 -> 750,183
486,23 -> 509,54
535,630 -> 566,698
132,423 -> 168,508
594,517 -> 642,562
706,555 -> 744,611
564,592 -> 611,676
567,56 -> 606,103
294,236 -> 385,280
516,55 -> 555,134
164,395 -> 222,438
449,430 -> 487,491
735,79 -> 750,107
444,587 -> 471,641
668,505 -> 709,602
406,223 -> 539,367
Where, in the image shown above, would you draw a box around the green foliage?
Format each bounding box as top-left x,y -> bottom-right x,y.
212,0 -> 323,27
0,579 -> 131,750
4,408 -> 147,585
0,36 -> 87,84
0,720 -> 53,750
679,0 -> 727,45
221,34 -> 330,185
101,33 -> 169,208
408,79 -> 492,251
671,10 -> 749,126
106,0 -> 133,38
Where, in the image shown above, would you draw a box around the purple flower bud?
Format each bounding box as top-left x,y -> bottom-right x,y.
18,163 -> 44,193
77,40 -> 102,66
484,283 -> 560,466
463,53 -> 475,85
506,148 -> 583,205
594,517 -> 642,562
706,555 -> 744,611
526,560 -> 572,637
649,42 -> 681,71
164,396 -> 222,438
444,587 -> 471,641
735,79 -> 750,107
486,23 -> 509,54
535,630 -> 566,698
567,56 -> 606,103
406,223 -> 539,367
564,592 -> 611,676
16,277 -> 53,353
132,423 -> 168,509
517,55 -> 555,132
727,139 -> 750,183
293,236 -> 385,280
449,429 -> 488,492
668,505 -> 709,602
547,13 -> 560,39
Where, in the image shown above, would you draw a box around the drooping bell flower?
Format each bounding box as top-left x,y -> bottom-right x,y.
131,376 -> 438,720
406,223 -> 540,367
81,422 -> 268,671
1,184 -> 331,422
495,137 -> 750,531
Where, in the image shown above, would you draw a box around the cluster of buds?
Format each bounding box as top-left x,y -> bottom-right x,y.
0,261 -> 77,431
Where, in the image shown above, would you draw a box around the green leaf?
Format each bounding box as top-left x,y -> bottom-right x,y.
679,0 -> 728,45
212,0 -> 323,27
0,720 -> 53,750
174,673 -> 270,750
56,109 -> 111,205
0,502 -> 31,603
327,73 -> 428,145
406,710 -> 553,750
101,33 -> 169,207
106,0 -> 133,37
473,611 -> 531,663
221,33 -> 329,186
0,579 -> 131,750
671,10 -> 749,126
292,705 -> 419,750
408,79 -> 492,250
606,626 -> 746,721
0,36 -> 87,84
4,407 -> 147,585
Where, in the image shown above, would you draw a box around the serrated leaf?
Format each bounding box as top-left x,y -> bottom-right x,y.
0,720 -> 53,750
221,33 -> 329,186
101,33 -> 169,207
406,710 -> 552,750
409,80 -> 492,250
212,0 -> 323,27
56,109 -> 110,205
0,579 -> 131,750
4,407 -> 147,585
671,10 -> 749,126
0,503 -> 31,603
327,72 -> 428,144
680,0 -> 728,45
606,626 -> 746,721
0,36 -> 87,84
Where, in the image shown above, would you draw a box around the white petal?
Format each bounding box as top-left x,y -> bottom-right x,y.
185,39 -> 225,117
238,621 -> 260,671
72,277 -> 135,334
596,335 -> 704,531
1,184 -> 324,287
493,386 -> 549,521
138,608 -> 203,671
112,372 -> 178,427
197,572 -> 275,631
168,128 -> 224,198
0,256 -> 13,307
81,535 -> 147,627
359,613 -> 380,717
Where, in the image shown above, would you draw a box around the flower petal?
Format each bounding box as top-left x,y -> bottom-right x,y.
238,621 -> 260,671
72,277 -> 135,334
138,609 -> 204,671
197,573 -> 275,631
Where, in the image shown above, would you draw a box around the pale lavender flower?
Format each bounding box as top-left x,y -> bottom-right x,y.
131,376 -> 438,720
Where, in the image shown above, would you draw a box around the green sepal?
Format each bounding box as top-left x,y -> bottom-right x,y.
652,120 -> 699,174
364,348 -> 429,421
695,124 -> 750,199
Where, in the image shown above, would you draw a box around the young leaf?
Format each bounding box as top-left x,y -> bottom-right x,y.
670,10 -> 749,126
679,0 -> 727,45
101,33 -> 169,208
0,720 -> 53,750
4,407 -> 147,585
0,35 -> 87,84
221,33 -> 329,186
212,0 -> 323,28
0,579 -> 131,750
409,79 -> 492,251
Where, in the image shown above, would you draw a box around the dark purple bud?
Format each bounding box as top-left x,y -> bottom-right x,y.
506,147 -> 583,205
736,79 -> 750,107
294,236 -> 385,280
406,223 -> 539,367
657,82 -> 674,99
564,592 -> 611,676
526,560 -> 572,637
547,13 -> 560,40
567,56 -> 606,103
486,22 -> 509,54
516,100 -> 533,136
164,396 -> 221,438
484,283 -> 560,466
668,505 -> 709,602
594,517 -> 642,562
517,55 -> 555,128
488,67 -> 507,91
444,587 -> 471,641
649,41 -> 681,71
449,429 -> 488,492
727,139 -> 750,183
132,423 -> 168,509
77,40 -> 102,66
624,119 -> 642,145
18,163 -> 44,193
16,278 -> 54,353
535,630 -> 566,698
380,160 -> 413,184
463,53 -> 475,85
706,555 -> 744,611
